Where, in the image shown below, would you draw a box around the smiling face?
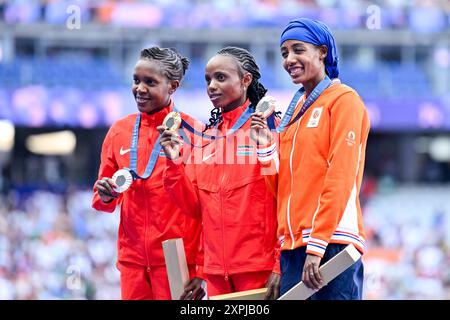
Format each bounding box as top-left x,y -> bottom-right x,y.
204,55 -> 252,111
280,40 -> 327,86
132,59 -> 179,114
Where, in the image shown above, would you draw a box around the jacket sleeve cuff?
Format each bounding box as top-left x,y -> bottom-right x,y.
271,239 -> 281,274
256,142 -> 277,163
305,237 -> 328,258
272,262 -> 281,275
92,186 -> 118,213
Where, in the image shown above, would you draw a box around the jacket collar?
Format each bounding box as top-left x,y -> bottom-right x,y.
139,100 -> 174,127
220,99 -> 251,130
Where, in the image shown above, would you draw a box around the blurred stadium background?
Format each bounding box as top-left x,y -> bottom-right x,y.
1,0 -> 450,300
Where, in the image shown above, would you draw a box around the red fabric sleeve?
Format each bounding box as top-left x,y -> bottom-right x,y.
92,126 -> 122,213
163,159 -> 201,220
272,238 -> 281,274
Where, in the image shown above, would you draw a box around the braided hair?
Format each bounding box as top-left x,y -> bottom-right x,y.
140,46 -> 189,82
204,46 -> 268,132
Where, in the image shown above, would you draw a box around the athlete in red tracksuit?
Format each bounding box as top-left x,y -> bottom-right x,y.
159,47 -> 281,299
92,47 -> 204,300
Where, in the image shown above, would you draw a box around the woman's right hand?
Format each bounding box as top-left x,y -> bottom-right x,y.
250,112 -> 274,146
157,126 -> 182,161
95,177 -> 119,203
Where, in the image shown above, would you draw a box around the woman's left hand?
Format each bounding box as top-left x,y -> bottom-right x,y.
302,254 -> 324,290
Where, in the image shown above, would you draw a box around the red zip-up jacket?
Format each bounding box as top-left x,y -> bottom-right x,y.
164,100 -> 280,278
92,102 -> 203,277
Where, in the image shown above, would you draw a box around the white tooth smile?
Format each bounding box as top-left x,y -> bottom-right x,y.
289,67 -> 303,76
136,97 -> 149,103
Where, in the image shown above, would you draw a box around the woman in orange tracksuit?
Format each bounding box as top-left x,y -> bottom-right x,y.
251,19 -> 370,299
92,47 -> 204,300
159,47 -> 280,299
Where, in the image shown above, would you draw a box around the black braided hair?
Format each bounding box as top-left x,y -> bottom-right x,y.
204,46 -> 268,132
140,46 -> 189,82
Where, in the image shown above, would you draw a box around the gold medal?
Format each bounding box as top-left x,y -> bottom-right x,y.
162,111 -> 182,131
255,96 -> 276,119
112,169 -> 133,193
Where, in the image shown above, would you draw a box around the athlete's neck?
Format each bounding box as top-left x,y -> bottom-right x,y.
146,100 -> 171,115
222,96 -> 247,113
303,71 -> 326,98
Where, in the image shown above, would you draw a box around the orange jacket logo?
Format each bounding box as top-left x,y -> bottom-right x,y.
346,131 -> 356,146
306,107 -> 323,128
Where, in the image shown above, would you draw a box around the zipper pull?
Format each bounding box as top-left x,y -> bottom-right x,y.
224,272 -> 229,281
147,266 -> 151,273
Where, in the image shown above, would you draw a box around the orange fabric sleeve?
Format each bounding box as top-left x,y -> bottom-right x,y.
307,92 -> 368,257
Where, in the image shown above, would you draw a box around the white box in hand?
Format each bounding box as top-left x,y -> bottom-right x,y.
278,244 -> 361,300
162,238 -> 190,300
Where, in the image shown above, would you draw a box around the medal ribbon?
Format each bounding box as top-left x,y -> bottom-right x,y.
177,105 -> 254,148
273,76 -> 331,132
128,113 -> 162,180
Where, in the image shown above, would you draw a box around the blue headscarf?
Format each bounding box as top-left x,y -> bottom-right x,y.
280,18 -> 339,79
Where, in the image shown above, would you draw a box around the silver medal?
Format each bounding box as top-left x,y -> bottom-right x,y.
255,96 -> 276,118
112,169 -> 133,193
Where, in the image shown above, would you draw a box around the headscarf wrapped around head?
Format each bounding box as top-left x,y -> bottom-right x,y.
280,18 -> 339,79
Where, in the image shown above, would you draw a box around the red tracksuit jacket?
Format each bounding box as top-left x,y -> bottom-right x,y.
92,102 -> 203,277
164,99 -> 280,278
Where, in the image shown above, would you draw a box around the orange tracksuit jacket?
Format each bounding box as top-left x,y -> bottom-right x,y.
92,102 -> 203,277
257,84 -> 370,258
164,100 -> 280,278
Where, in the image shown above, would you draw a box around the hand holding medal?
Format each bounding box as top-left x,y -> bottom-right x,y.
95,177 -> 120,201
157,111 -> 183,161
111,169 -> 133,193
162,111 -> 182,131
250,96 -> 277,146
255,95 -> 276,119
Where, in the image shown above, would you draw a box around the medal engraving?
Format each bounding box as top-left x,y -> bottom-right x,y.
116,175 -> 126,186
112,169 -> 133,193
255,96 -> 276,118
165,117 -> 175,128
163,112 -> 182,131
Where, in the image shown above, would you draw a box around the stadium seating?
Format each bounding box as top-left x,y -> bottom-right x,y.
0,57 -> 433,100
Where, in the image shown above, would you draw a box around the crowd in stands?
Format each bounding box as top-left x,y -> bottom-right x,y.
0,189 -> 120,299
1,0 -> 449,31
361,179 -> 450,299
1,180 -> 449,299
